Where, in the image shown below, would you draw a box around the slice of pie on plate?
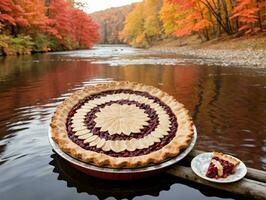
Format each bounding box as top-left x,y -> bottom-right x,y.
206,152 -> 240,179
50,81 -> 194,168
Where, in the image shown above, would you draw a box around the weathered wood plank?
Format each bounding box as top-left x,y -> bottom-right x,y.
167,165 -> 266,200
246,168 -> 266,184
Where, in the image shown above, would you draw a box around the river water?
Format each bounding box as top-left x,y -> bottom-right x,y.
0,45 -> 265,200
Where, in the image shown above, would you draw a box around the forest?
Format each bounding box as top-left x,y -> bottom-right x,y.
91,4 -> 136,44
0,0 -> 99,55
120,0 -> 266,47
1,0 -> 266,54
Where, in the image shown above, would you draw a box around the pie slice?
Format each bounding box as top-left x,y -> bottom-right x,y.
206,152 -> 240,179
51,81 -> 194,168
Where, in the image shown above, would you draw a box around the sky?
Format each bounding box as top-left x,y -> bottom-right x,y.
77,0 -> 142,13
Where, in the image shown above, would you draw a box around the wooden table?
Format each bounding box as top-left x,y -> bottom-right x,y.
167,150 -> 266,200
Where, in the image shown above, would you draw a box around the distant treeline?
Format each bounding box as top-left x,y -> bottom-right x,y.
0,0 -> 99,55
90,4 -> 136,44
120,0 -> 266,47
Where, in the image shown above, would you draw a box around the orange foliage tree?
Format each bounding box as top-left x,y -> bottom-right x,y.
71,8 -> 99,48
161,0 -> 266,41
0,0 -> 99,54
48,0 -> 73,42
121,0 -> 266,47
0,0 -> 27,27
167,0 -> 212,40
17,0 -> 49,30
231,0 -> 260,33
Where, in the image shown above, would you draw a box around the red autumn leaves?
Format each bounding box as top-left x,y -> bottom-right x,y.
168,0 -> 266,37
0,0 -> 99,49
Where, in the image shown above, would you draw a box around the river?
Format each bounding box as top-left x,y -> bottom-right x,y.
0,45 -> 266,200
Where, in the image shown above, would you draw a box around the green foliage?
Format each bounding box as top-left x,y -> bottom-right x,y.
32,33 -> 50,52
0,34 -> 33,55
10,35 -> 33,55
46,35 -> 61,51
64,38 -> 77,50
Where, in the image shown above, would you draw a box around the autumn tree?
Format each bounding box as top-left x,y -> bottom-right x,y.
160,1 -> 179,36
0,0 -> 28,31
165,0 -> 212,40
17,0 -> 49,31
47,0 -> 99,49
120,3 -> 146,47
144,16 -> 162,40
121,0 -> 164,47
71,8 -> 99,48
231,0 -> 260,33
0,0 -> 99,55
162,0 -> 266,42
143,0 -> 163,42
90,4 -> 135,44
48,0 -> 72,42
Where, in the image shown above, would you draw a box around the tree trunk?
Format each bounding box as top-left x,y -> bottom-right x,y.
216,0 -> 222,37
256,0 -> 263,30
221,0 -> 233,33
232,0 -> 239,33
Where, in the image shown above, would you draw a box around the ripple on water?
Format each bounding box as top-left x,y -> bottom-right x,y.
0,46 -> 265,199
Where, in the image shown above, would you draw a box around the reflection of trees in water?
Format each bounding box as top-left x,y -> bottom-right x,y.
0,57 -> 100,157
0,53 -> 265,170
95,64 -> 266,169
0,57 -> 99,115
186,66 -> 266,170
49,153 -> 239,200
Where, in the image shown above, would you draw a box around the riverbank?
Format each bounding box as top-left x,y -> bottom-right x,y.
151,36 -> 266,68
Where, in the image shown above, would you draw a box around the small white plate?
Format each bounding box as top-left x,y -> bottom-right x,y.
191,152 -> 247,183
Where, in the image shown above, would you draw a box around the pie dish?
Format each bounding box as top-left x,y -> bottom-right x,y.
206,152 -> 240,179
51,81 -> 194,168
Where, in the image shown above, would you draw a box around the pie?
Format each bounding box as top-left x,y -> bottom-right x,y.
51,81 -> 194,168
206,152 -> 240,179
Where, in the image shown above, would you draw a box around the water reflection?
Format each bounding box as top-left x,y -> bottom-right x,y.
50,154 -> 238,200
0,46 -> 266,199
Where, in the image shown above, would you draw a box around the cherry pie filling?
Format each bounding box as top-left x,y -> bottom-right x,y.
66,89 -> 178,157
206,156 -> 237,179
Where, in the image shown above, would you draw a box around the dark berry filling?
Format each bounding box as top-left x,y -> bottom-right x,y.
206,157 -> 236,179
205,163 -> 218,178
66,89 -> 178,157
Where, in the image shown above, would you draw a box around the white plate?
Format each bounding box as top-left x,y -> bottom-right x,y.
191,152 -> 247,183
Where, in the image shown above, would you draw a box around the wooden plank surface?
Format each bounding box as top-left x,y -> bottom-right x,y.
167,166 -> 266,200
167,150 -> 266,199
185,150 -> 266,183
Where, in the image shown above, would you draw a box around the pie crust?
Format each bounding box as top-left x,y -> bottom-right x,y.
212,152 -> 240,166
206,152 -> 240,179
51,81 -> 194,168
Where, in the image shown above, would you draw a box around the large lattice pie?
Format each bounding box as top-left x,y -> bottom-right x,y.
51,82 -> 194,168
